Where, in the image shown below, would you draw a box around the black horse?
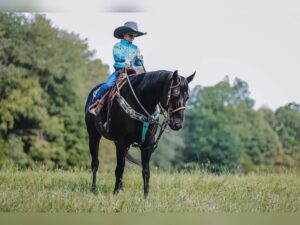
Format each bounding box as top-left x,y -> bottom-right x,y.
85,70 -> 195,197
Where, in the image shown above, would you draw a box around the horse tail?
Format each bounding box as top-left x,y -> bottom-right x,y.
126,150 -> 142,167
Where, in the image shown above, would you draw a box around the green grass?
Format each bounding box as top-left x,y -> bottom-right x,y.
0,167 -> 299,212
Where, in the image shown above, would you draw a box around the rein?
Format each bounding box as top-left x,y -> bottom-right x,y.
124,68 -> 157,124
116,68 -> 186,148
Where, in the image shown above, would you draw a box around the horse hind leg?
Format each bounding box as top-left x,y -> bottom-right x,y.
89,133 -> 101,192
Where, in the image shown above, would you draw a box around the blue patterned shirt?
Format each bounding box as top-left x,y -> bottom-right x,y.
113,39 -> 143,70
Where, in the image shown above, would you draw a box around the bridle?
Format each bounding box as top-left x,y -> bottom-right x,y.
158,76 -> 186,123
118,69 -> 186,148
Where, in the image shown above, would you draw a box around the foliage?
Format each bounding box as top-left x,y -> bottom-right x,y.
0,13 -> 109,169
180,77 -> 298,173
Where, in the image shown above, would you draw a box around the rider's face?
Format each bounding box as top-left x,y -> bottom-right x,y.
123,33 -> 136,42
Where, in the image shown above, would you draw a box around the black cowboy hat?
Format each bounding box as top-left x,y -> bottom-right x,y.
113,21 -> 147,39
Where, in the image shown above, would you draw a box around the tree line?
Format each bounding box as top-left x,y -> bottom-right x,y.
0,13 -> 299,173
156,77 -> 300,173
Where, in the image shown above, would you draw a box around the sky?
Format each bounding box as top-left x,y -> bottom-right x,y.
40,1 -> 300,110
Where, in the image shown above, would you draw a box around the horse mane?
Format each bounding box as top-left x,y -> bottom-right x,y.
127,70 -> 173,93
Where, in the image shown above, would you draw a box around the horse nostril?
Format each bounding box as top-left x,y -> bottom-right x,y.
174,123 -> 182,129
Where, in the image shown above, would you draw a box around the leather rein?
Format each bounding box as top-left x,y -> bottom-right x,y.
116,69 -> 185,148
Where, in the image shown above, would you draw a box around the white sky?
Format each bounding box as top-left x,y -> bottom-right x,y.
44,4 -> 300,110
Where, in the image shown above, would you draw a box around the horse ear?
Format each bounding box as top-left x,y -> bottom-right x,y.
172,70 -> 178,81
187,71 -> 196,83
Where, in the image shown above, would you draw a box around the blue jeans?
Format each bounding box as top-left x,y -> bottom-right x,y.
95,70 -> 120,100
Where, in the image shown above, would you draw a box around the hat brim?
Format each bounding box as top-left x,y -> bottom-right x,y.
114,26 -> 146,39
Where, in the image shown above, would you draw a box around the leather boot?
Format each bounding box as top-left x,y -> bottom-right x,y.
89,100 -> 105,115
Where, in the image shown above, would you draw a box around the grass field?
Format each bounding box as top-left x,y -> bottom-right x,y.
0,167 -> 299,212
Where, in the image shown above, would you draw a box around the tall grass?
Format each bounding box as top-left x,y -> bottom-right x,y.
0,166 -> 299,212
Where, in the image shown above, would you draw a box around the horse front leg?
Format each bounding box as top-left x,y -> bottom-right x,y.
113,143 -> 129,194
141,147 -> 153,198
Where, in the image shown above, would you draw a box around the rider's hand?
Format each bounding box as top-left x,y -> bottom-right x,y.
125,59 -> 131,68
136,54 -> 143,61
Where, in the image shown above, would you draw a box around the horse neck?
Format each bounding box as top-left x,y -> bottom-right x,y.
132,71 -> 171,114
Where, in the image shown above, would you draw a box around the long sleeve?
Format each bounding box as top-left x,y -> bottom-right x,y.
113,43 -> 126,69
134,47 -> 144,67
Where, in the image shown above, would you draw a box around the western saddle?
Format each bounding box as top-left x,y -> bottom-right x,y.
89,68 -> 137,116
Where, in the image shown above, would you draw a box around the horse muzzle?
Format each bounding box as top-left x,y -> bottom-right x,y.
169,121 -> 183,131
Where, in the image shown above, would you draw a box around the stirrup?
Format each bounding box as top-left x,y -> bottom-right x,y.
89,107 -> 97,116
89,100 -> 104,115
88,100 -> 98,110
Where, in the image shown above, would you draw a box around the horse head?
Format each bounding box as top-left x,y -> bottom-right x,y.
160,70 -> 196,130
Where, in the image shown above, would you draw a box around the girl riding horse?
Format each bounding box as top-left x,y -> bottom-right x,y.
89,21 -> 146,115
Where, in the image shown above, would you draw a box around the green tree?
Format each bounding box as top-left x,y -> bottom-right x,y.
0,13 -> 110,169
183,78 -> 247,172
182,76 -> 283,173
274,103 -> 300,168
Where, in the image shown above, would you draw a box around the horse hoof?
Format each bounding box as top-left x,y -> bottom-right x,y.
113,187 -> 124,195
90,185 -> 97,192
113,189 -> 119,195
